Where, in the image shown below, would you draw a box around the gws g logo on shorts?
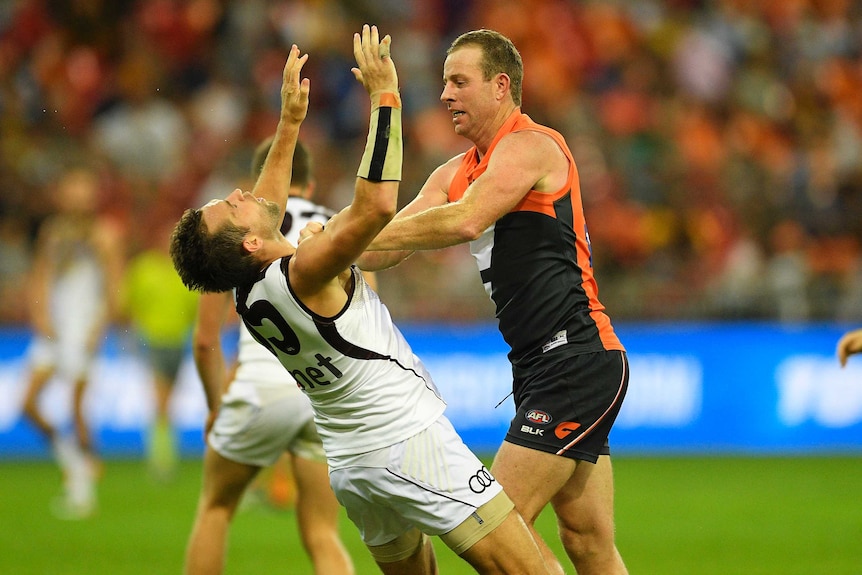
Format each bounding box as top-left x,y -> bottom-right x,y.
468,467 -> 495,493
555,421 -> 581,439
525,409 -> 552,424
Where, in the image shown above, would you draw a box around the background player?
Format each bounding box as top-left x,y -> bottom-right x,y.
22,166 -> 125,518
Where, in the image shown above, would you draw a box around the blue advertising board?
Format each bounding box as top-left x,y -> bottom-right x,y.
1,322 -> 861,459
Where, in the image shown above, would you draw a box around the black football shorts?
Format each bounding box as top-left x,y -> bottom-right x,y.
505,350 -> 629,463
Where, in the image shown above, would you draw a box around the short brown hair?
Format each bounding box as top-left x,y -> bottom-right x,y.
169,208 -> 260,293
448,29 -> 523,106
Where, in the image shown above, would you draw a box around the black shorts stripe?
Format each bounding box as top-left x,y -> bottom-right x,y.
556,352 -> 627,456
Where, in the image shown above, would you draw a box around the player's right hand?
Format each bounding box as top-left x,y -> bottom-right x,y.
351,25 -> 399,100
298,220 -> 325,244
280,44 -> 310,125
837,329 -> 862,367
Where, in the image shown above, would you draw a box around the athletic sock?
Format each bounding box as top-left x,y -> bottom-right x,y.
52,434 -> 77,473
52,439 -> 96,520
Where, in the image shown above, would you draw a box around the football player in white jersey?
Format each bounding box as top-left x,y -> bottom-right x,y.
183,137 -> 353,575
22,167 -> 125,519
170,28 -> 550,575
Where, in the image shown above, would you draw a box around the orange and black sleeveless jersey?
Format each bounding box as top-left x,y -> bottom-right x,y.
448,110 -> 624,367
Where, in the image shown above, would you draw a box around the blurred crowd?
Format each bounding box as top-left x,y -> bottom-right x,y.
2,0 -> 862,325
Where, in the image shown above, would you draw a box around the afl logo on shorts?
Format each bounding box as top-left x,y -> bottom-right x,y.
468,467 -> 495,493
525,409 -> 552,425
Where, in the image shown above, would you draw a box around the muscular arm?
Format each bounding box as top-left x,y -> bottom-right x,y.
365,129 -> 568,252
292,178 -> 398,313
289,25 -> 401,314
356,161 -> 454,271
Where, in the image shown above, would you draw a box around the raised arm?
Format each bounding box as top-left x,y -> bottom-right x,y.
250,44 -> 310,221
290,25 -> 401,304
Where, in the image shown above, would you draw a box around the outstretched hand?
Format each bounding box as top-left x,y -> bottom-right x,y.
351,25 -> 399,99
281,44 -> 310,124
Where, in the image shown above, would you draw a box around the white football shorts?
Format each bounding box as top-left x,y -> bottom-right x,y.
207,381 -> 324,467
28,335 -> 94,381
328,414 -> 504,547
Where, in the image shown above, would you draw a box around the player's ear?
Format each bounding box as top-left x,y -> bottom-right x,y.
242,234 -> 263,254
495,72 -> 510,101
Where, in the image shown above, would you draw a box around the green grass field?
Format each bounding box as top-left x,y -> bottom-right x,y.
1,455 -> 860,574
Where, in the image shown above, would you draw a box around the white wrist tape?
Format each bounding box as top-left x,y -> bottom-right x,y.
357,93 -> 402,182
